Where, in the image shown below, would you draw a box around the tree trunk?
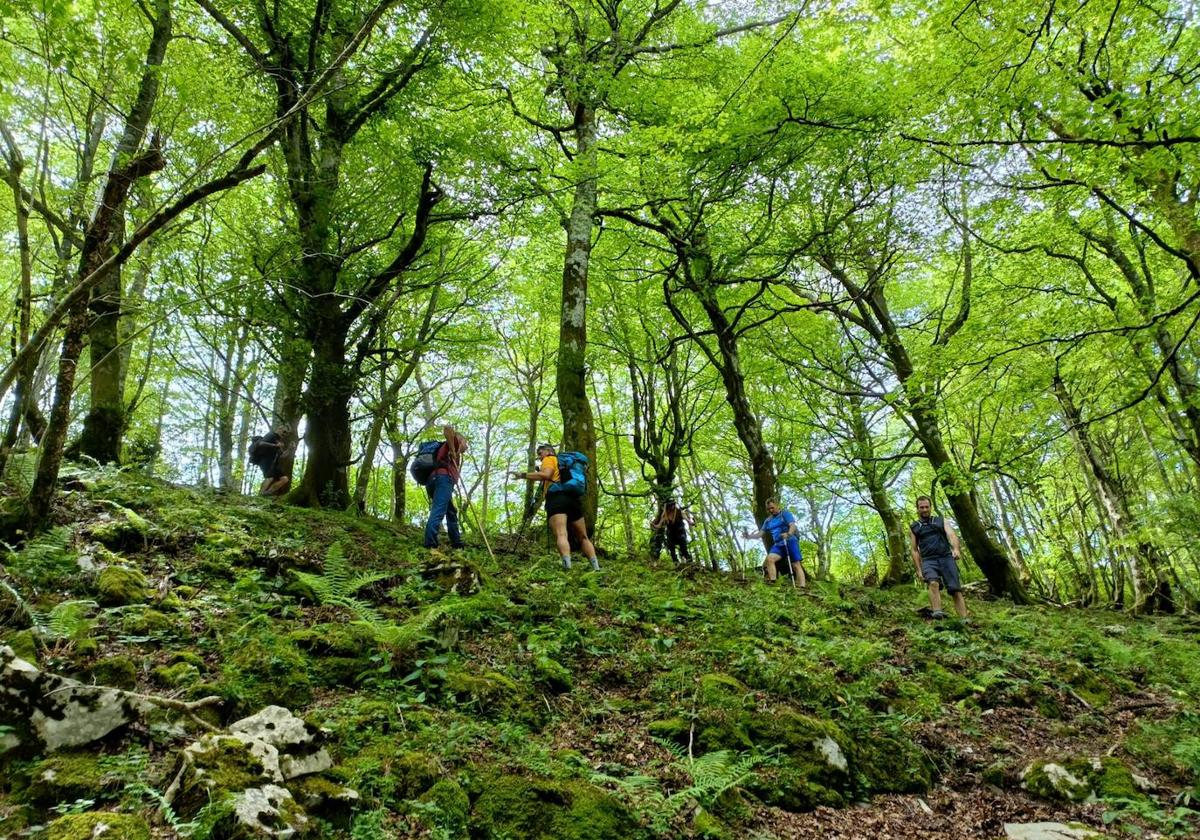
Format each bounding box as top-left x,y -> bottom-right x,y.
291,320 -> 354,509
1053,371 -> 1173,613
76,0 -> 171,464
24,301 -> 88,529
557,104 -> 600,530
845,393 -> 908,585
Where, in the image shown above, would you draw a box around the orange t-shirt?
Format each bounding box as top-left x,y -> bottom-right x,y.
540,455 -> 559,483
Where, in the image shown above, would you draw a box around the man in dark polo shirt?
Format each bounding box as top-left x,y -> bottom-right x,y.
910,495 -> 967,619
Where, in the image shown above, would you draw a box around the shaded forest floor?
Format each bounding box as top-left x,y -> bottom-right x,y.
1,466 -> 1198,839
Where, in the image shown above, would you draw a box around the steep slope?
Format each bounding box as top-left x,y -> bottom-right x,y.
1,468 -> 1198,839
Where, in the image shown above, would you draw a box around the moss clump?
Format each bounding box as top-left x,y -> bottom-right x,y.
853,732 -> 934,794
46,812 -> 151,840
25,753 -> 122,806
444,669 -> 519,712
96,566 -> 149,606
469,773 -> 643,840
289,623 -> 377,687
154,661 -> 200,688
121,608 -> 176,636
88,506 -> 151,548
699,673 -> 753,709
1064,663 -> 1111,707
2,629 -> 38,664
418,778 -> 470,835
922,663 -> 975,701
342,744 -> 440,803
219,624 -> 312,715
533,655 -> 573,693
89,655 -> 138,690
647,717 -> 689,740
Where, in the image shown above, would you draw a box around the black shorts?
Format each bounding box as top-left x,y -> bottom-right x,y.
545,492 -> 584,522
256,455 -> 284,480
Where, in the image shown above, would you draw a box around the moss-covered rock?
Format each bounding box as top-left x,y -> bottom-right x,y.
2,629 -> 38,664
88,506 -> 151,549
1021,756 -> 1140,803
853,732 -> 934,794
1021,760 -> 1093,802
287,774 -> 359,827
120,607 -> 176,636
45,811 -> 151,840
342,743 -> 440,803
219,625 -> 312,715
289,622 -> 377,687
96,566 -> 149,606
25,752 -> 123,806
89,655 -> 138,690
154,661 -> 200,688
470,773 -> 644,840
418,778 -> 470,836
444,668 -> 520,712
173,734 -> 272,818
699,672 -> 754,709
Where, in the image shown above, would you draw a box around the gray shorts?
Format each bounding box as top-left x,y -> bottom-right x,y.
921,554 -> 962,593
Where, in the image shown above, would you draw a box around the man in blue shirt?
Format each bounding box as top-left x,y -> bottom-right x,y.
745,499 -> 807,587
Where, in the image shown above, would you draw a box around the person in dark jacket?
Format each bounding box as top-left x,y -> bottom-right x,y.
910,495 -> 967,619
650,499 -> 694,566
248,429 -> 292,497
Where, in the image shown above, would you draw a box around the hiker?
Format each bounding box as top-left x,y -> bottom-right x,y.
248,429 -> 292,497
650,499 -> 694,566
509,444 -> 600,572
744,498 -> 806,587
911,495 -> 967,619
420,425 -> 468,551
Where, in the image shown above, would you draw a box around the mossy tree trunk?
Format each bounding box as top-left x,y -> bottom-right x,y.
25,0 -> 171,528
75,0 -> 172,465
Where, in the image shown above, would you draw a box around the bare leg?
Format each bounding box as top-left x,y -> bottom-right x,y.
952,592 -> 967,618
549,513 -> 571,557
928,580 -> 943,612
569,518 -> 599,570
765,553 -> 781,582
792,562 -> 807,588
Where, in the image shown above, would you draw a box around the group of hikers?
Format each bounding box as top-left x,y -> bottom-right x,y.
249,424 -> 968,620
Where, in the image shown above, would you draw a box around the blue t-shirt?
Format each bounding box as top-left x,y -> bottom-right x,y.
762,510 -> 797,545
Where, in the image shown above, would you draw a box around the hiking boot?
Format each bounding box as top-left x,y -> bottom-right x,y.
929,609 -> 947,619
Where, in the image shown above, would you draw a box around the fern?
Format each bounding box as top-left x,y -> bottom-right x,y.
292,542 -> 390,622
367,601 -> 453,655
592,747 -> 770,833
8,526 -> 75,588
42,600 -> 99,643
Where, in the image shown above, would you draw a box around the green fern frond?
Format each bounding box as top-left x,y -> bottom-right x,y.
366,601 -> 452,654
291,542 -> 387,622
47,600 -> 99,642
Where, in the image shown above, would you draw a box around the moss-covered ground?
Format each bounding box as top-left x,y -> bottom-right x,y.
1,468 -> 1198,838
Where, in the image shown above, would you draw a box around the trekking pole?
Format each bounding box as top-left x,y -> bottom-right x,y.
455,475 -> 497,562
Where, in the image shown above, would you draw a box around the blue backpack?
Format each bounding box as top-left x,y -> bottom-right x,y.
550,451 -> 588,496
409,440 -> 446,486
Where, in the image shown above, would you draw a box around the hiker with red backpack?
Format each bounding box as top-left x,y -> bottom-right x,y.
509,444 -> 600,572
411,425 -> 468,551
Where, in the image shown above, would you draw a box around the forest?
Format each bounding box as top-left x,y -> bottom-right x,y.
1,0 -> 1199,609
1,1 -> 1200,838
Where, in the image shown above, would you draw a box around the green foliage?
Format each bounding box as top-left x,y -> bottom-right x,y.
291,542 -> 390,623
44,811 -> 152,840
593,746 -> 769,834
6,527 -> 75,589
